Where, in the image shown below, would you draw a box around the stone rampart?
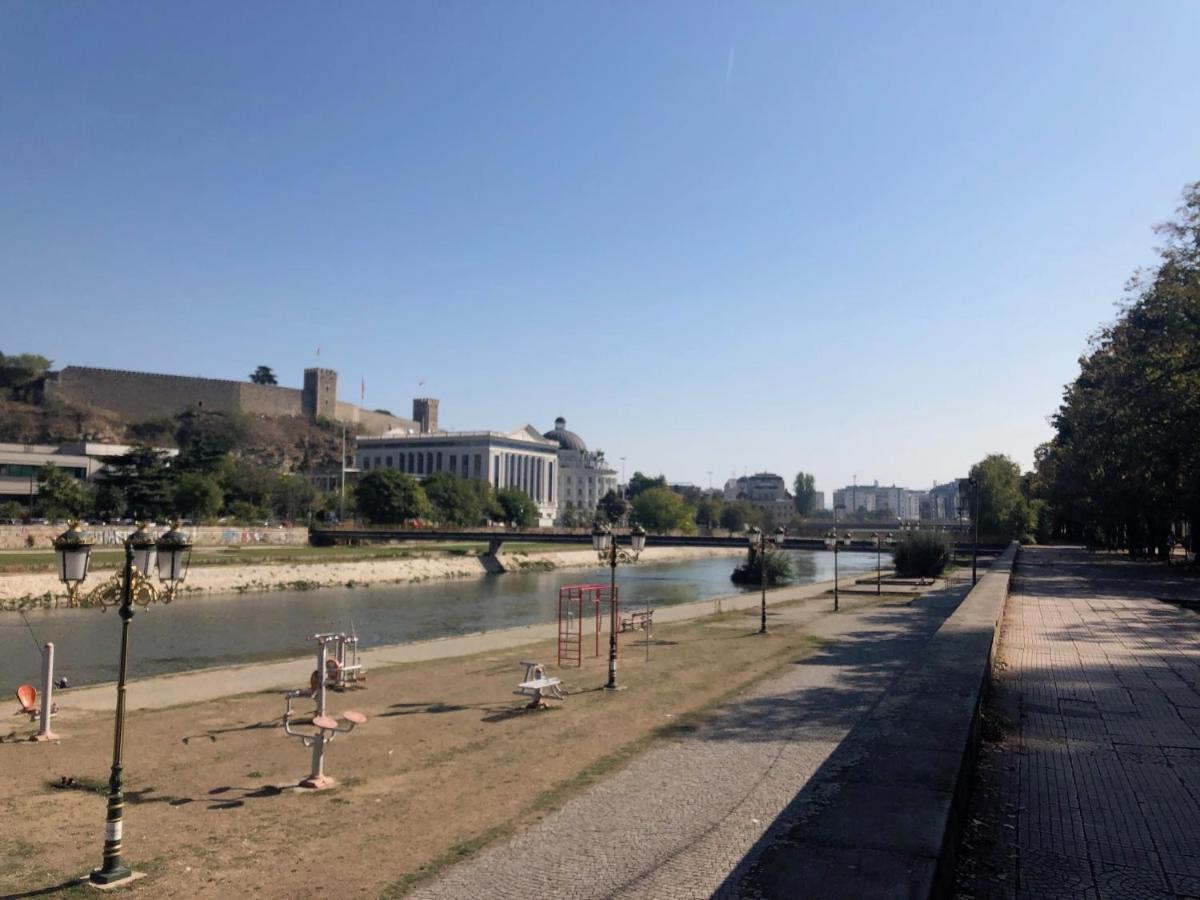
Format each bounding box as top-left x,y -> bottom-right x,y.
733,542 -> 1019,899
0,524 -> 309,551
237,381 -> 304,418
46,366 -> 245,421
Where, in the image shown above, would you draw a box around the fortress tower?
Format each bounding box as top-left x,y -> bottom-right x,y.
303,368 -> 337,419
412,397 -> 439,433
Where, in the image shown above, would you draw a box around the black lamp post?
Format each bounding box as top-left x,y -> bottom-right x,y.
872,531 -> 893,595
959,477 -> 980,585
52,520 -> 192,886
591,522 -> 647,690
825,507 -> 851,612
747,526 -> 786,634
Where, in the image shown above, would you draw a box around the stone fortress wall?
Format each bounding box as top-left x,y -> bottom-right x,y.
43,365 -> 413,436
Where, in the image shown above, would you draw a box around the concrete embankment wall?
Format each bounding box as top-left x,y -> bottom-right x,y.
735,542 -> 1020,899
0,524 -> 309,551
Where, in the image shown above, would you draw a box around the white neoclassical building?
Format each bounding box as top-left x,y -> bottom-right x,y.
355,425 -> 560,526
541,417 -> 618,523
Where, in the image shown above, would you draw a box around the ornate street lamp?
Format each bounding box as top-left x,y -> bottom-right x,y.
592,522 -> 646,689
958,477 -> 980,585
52,520 -> 193,887
824,527 -> 853,612
747,526 -> 786,634
872,531 -> 894,596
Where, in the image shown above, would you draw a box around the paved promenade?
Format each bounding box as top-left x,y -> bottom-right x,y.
956,547 -> 1200,899
411,578 -> 972,900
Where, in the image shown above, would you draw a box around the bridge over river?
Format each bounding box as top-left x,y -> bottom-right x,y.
310,525 -> 1005,557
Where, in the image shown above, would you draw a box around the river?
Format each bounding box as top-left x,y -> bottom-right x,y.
0,550 -> 879,689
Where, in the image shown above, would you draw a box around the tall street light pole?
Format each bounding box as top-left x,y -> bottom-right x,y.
747,526 -> 786,634
592,523 -> 647,690
873,531 -> 893,595
970,476 -> 980,585
52,520 -> 193,886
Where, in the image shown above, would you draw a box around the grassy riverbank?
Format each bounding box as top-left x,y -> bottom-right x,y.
0,584 -> 917,899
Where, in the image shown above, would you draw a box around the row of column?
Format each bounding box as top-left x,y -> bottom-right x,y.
493,452 -> 555,505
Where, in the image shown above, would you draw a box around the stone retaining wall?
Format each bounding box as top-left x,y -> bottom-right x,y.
0,524 -> 309,550
734,542 -> 1019,899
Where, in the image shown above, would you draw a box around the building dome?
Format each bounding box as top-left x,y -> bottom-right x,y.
543,416 -> 587,451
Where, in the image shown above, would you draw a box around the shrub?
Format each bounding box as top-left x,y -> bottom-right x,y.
731,549 -> 795,585
892,531 -> 951,578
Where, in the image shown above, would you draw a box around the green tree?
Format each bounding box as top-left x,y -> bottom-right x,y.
626,471 -> 667,501
93,482 -> 126,522
719,501 -> 757,532
98,447 -> 174,521
792,471 -> 817,515
173,472 -> 223,520
270,474 -> 317,522
1036,182 -> 1200,557
596,489 -> 628,525
0,499 -> 25,521
249,365 -> 278,385
967,454 -> 1036,541
36,464 -> 91,519
495,488 -> 538,528
355,469 -> 432,523
694,494 -> 724,529
559,503 -> 582,528
0,352 -> 51,394
175,411 -> 246,474
631,486 -> 696,534
422,472 -> 483,526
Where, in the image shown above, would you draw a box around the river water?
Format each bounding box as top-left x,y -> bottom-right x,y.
0,551 -> 879,688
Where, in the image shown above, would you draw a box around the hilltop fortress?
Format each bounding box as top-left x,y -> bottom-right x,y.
40,365 -> 433,436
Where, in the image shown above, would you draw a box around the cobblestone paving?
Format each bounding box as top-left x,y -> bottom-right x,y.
411,580 -> 971,900
955,547 -> 1200,900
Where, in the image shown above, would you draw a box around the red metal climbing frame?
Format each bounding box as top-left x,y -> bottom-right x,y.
557,583 -> 617,667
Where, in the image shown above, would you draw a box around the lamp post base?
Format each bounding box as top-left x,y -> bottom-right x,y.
89,866 -> 137,888
298,774 -> 336,790
32,731 -> 59,742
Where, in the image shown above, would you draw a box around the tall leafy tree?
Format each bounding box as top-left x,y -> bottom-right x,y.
625,471 -> 667,501
98,447 -> 174,521
423,472 -> 483,525
173,472 -> 224,520
355,469 -> 432,523
966,454 -> 1035,540
792,471 -> 817,515
1037,182 -> 1200,557
249,365 -> 278,385
631,486 -> 696,534
596,489 -> 628,525
495,488 -> 538,528
36,464 -> 91,519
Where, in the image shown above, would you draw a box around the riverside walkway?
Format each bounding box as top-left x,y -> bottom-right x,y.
410,576 -> 975,900
955,547 -> 1200,899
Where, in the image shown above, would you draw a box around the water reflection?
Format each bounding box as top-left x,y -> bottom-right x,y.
0,551 -> 878,687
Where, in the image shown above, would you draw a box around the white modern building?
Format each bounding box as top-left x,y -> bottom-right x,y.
355,426 -> 560,526
541,418 -> 618,522
0,442 -> 178,506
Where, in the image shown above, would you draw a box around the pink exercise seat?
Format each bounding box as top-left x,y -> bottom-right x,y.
15,684 -> 36,715
312,715 -> 339,731
342,711 -> 367,725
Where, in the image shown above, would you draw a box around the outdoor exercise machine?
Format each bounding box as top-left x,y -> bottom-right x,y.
318,631 -> 366,690
283,633 -> 367,789
514,660 -> 564,709
557,583 -> 612,667
12,642 -> 59,741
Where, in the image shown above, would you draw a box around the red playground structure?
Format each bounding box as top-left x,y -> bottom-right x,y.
558,583 -> 617,667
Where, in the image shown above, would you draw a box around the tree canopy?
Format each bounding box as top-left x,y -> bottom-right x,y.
423,471 -> 484,526
495,488 -> 538,528
625,471 -> 667,501
355,469 -> 432,523
792,471 -> 817,515
966,454 -> 1036,541
596,489 -> 627,525
630,486 -> 696,534
249,365 -> 278,385
1034,182 -> 1200,557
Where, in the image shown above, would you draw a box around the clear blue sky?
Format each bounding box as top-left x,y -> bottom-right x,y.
3,2 -> 1198,500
